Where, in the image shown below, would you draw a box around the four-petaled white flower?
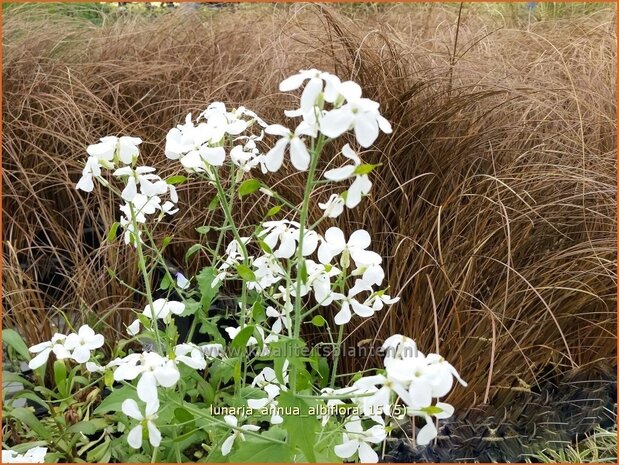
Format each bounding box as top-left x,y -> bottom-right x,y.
221,415 -> 260,456
63,324 -> 105,363
317,227 -> 377,268
113,166 -> 171,202
324,144 -> 372,208
122,399 -> 161,449
334,416 -> 386,463
76,156 -> 103,192
318,193 -> 345,218
320,81 -> 392,148
264,122 -> 316,172
87,135 -> 142,167
28,333 -> 70,369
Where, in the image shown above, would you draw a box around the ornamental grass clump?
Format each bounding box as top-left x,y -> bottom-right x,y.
2,71 -> 466,463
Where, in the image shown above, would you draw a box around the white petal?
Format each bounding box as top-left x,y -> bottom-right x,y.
121,399 -> 143,420
200,146 -> 226,166
289,137 -> 310,171
71,345 -> 91,364
167,301 -> 185,315
127,424 -> 143,449
324,227 -> 346,251
354,114 -> 379,148
279,72 -> 307,92
320,108 -> 354,139
339,81 -> 363,101
127,320 -> 140,336
28,348 -> 51,370
334,302 -> 352,325
341,143 -> 361,164
147,421 -> 161,447
76,174 -> 94,192
221,434 -> 236,456
377,114 -> 392,134
334,438 -> 358,459
349,229 -> 371,249
300,77 -> 322,113
265,138 -> 288,172
137,372 -> 159,405
358,442 -> 379,463
265,124 -> 291,137
154,364 -> 180,388
324,165 -> 356,181
416,420 -> 437,446
351,300 -> 374,318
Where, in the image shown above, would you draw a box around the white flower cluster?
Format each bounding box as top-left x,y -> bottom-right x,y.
165,103 -> 268,178
323,334 -> 467,462
2,447 -> 47,463
28,325 -> 104,369
76,136 -> 179,246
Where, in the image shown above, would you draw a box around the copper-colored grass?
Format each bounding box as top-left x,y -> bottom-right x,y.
2,3 -> 616,408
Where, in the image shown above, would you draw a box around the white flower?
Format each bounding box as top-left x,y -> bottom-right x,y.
248,254 -> 286,291
63,325 -> 105,364
76,156 -> 102,192
320,81 -> 392,148
122,399 -> 161,449
214,237 -> 251,286
113,166 -> 169,202
353,374 -> 412,416
318,193 -> 345,218
176,272 -> 190,289
247,383 -> 283,424
142,298 -> 185,322
200,343 -> 224,359
174,343 -> 207,370
264,122 -> 315,172
317,227 -> 378,268
331,283 -> 375,325
279,69 -> 342,117
120,193 -> 162,223
259,220 -> 318,259
87,135 -> 142,167
165,114 -> 226,172
28,333 -> 70,369
266,305 -> 291,334
221,415 -> 260,456
113,352 -> 180,406
324,144 -> 372,209
334,416 -> 386,463
2,446 -> 47,463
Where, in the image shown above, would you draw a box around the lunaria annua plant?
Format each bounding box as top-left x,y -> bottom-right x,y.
4,69 -> 466,463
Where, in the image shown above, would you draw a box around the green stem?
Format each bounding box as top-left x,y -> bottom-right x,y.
291,135 -> 325,393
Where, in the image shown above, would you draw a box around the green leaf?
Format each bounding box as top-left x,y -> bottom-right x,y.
67,419 -> 109,435
2,329 -> 31,361
167,175 -> 187,185
173,407 -> 194,424
53,360 -> 67,397
185,243 -> 203,260
196,267 -> 221,310
277,391 -> 318,462
161,236 -> 173,248
195,225 -> 210,235
8,408 -> 51,440
310,315 -> 326,327
229,436 -> 292,462
236,264 -> 256,282
159,274 -> 172,291
353,163 -> 381,175
231,325 -> 255,353
252,301 -> 266,324
106,222 -> 120,242
2,371 -> 34,388
10,391 -> 48,410
208,195 -> 220,211
238,178 -> 261,197
265,205 -> 282,217
93,385 -> 138,415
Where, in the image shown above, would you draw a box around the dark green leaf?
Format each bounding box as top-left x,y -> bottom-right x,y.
93,385 -> 138,415
278,391 -> 318,462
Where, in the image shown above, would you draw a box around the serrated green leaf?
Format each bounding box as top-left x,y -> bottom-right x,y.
277,391 -> 318,462
239,178 -> 261,197
196,267 -> 221,310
